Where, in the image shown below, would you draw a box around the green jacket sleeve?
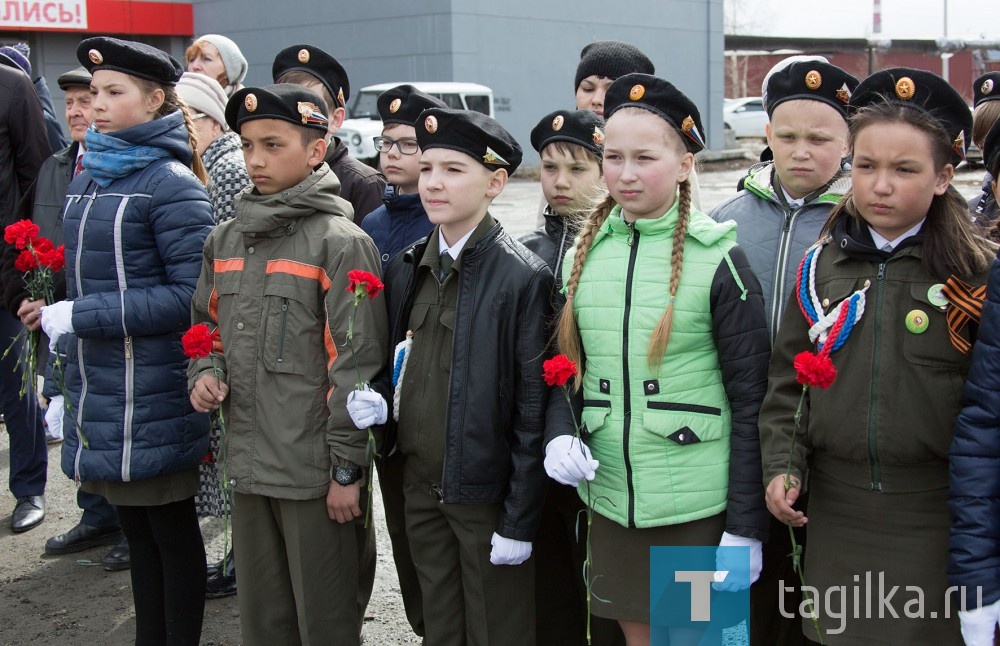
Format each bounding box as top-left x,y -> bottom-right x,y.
187,229 -> 228,389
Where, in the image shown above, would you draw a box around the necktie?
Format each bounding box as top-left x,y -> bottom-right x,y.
440,252 -> 454,281
74,157 -> 84,177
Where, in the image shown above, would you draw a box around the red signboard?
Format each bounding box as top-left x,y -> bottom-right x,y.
0,0 -> 192,36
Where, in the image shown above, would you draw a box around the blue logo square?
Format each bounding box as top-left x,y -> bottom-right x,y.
650,546 -> 751,644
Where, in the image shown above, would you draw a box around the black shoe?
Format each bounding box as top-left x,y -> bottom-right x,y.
45,522 -> 123,555
206,548 -> 234,578
102,538 -> 130,571
205,555 -> 236,599
11,495 -> 45,532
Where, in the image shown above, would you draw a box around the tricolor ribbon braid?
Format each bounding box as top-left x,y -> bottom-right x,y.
391,330 -> 413,422
941,276 -> 986,355
795,240 -> 870,355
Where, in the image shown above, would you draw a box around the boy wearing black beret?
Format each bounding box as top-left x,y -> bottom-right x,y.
188,84 -> 389,646
709,57 -> 858,646
970,72 -> 1000,222
272,44 -> 386,228
347,109 -> 554,644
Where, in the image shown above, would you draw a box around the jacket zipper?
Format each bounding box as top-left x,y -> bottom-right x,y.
73,191 -> 98,483
277,297 -> 289,363
623,222 -> 639,527
770,206 -> 798,343
868,262 -> 886,491
554,225 -> 569,290
439,263 -> 451,502
122,336 -> 135,482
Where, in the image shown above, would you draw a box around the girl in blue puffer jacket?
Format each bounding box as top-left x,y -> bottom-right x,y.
40,36 -> 214,646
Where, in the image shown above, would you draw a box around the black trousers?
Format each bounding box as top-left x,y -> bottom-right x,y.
116,497 -> 206,646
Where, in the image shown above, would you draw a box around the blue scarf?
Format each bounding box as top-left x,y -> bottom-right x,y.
83,126 -> 171,188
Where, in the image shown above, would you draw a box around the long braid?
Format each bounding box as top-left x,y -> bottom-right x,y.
139,80 -> 209,186
648,179 -> 691,369
556,192 -> 616,392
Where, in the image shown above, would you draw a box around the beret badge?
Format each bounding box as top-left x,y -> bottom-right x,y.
593,127 -> 605,146
389,98 -> 402,113
88,49 -> 103,65
835,83 -> 852,104
953,130 -> 966,159
424,115 -> 438,134
297,49 -> 310,64
983,78 -> 995,96
483,146 -> 510,166
804,70 -> 822,90
552,115 -> 564,131
244,93 -> 258,112
629,84 -> 645,101
895,77 -> 916,100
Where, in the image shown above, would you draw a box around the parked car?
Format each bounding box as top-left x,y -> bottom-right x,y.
724,96 -> 768,139
335,82 -> 495,167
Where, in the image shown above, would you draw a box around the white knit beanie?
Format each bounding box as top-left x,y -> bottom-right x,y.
196,34 -> 247,93
177,72 -> 229,130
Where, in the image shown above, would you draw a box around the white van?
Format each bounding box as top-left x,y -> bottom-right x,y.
335,82 -> 495,166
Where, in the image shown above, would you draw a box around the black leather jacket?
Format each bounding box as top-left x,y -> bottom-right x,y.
377,220 -> 554,541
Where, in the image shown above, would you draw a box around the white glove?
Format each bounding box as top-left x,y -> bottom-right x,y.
544,434 -> 599,486
959,597 -> 1000,646
45,395 -> 64,441
712,531 -> 763,592
346,386 -> 387,429
41,300 -> 74,351
489,532 -> 532,566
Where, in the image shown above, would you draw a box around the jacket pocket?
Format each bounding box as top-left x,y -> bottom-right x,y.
262,283 -> 321,375
643,401 -> 724,445
581,399 -> 611,437
902,283 -> 967,370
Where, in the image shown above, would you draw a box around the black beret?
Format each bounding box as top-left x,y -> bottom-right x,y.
77,37 -> 182,85
604,73 -> 706,153
377,85 -> 447,126
575,40 -> 654,90
272,44 -> 349,109
764,61 -> 859,119
974,72 -> 1000,108
416,108 -> 523,174
850,67 -> 972,165
983,118 -> 1000,175
226,84 -> 330,135
57,66 -> 92,91
530,109 -> 605,157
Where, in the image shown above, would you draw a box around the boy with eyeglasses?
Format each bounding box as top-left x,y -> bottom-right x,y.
361,85 -> 447,273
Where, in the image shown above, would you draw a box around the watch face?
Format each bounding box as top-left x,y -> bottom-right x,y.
335,466 -> 359,485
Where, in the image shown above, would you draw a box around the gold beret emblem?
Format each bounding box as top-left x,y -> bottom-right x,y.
337,88 -> 345,107
835,83 -> 852,104
681,116 -> 695,133
804,70 -> 822,90
298,101 -> 318,124
953,130 -> 966,158
88,49 -> 103,65
424,115 -> 438,134
895,77 -> 916,100
297,48 -> 310,64
629,84 -> 645,101
983,78 -> 995,96
552,115 -> 564,131
244,93 -> 258,112
389,98 -> 402,113
593,127 -> 605,146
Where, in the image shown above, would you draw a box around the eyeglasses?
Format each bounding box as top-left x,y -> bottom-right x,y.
373,136 -> 419,155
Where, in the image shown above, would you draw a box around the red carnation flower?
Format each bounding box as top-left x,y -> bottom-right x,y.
14,249 -> 37,273
181,323 -> 220,360
38,244 -> 65,273
542,354 -> 578,387
346,269 -> 384,301
793,351 -> 837,389
4,219 -> 40,250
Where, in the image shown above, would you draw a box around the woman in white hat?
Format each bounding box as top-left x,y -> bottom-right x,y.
185,34 -> 247,97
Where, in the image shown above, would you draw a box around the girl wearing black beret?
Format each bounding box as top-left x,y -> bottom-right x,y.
40,36 -> 215,646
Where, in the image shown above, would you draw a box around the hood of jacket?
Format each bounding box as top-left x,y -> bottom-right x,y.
234,163 -> 349,233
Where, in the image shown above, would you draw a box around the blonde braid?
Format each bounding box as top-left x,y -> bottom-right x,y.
556,192 -> 616,392
175,97 -> 208,186
648,179 -> 691,369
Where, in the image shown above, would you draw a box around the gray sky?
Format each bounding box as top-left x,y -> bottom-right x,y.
727,0 -> 993,40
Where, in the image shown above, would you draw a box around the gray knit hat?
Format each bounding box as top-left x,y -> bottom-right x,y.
195,34 -> 247,92
177,72 -> 229,130
574,40 -> 654,90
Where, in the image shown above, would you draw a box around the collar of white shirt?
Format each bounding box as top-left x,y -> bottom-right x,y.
780,186 -> 805,210
439,226 -> 477,262
868,219 -> 925,252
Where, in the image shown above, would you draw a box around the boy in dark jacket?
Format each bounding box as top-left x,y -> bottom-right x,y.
189,84 -> 388,646
347,108 -> 553,645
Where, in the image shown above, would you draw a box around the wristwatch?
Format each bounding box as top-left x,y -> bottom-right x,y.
333,465 -> 362,486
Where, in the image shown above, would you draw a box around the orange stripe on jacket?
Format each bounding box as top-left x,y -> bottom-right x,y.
214,258 -> 245,273
324,309 -> 338,371
266,260 -> 333,290
209,288 -> 219,323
